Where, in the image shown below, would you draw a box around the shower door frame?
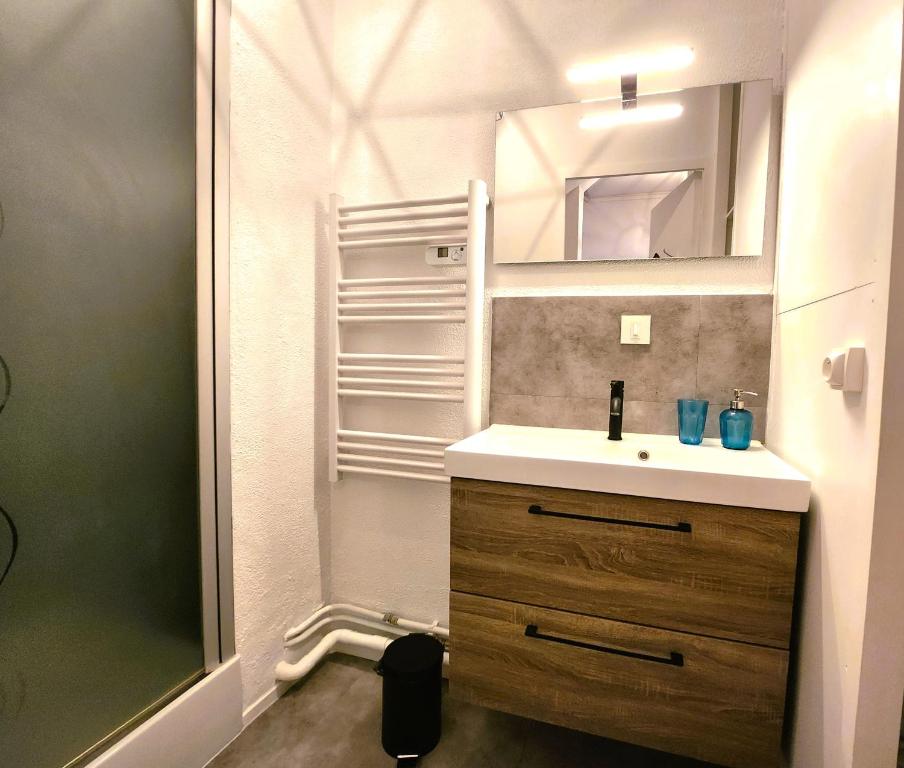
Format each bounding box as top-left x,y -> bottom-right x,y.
198,0 -> 235,670
2,2 -> 236,765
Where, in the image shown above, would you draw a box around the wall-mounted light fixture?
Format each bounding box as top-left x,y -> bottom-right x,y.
569,45 -> 694,114
579,102 -> 684,130
566,46 -> 695,85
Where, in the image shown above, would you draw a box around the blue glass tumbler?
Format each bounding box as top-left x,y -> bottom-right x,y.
677,399 -> 709,445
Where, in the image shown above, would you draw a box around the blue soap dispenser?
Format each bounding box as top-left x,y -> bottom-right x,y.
720,389 -> 758,450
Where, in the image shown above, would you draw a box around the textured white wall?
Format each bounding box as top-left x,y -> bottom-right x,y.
768,1 -> 904,766
229,0 -> 333,712
225,3 -> 904,760
328,0 -> 784,630
331,0 -> 783,297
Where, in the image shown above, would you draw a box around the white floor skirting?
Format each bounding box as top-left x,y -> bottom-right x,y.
86,655 -> 243,768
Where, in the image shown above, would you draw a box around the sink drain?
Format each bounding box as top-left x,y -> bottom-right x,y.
637,450 -> 650,462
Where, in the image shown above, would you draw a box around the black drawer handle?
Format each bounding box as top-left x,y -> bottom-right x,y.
524,624 -> 684,667
527,504 -> 691,533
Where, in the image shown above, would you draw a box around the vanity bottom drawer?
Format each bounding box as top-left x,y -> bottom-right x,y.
449,592 -> 788,768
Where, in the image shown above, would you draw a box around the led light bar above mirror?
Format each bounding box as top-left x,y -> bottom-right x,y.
493,80 -> 776,264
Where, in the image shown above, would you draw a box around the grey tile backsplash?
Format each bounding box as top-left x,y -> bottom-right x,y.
490,295 -> 773,442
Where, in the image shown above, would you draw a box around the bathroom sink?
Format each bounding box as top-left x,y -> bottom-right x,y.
445,424 -> 810,512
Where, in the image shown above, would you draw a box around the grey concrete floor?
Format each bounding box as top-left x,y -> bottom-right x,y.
210,655 -> 719,768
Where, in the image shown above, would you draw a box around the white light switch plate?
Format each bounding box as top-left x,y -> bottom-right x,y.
620,314 -> 651,345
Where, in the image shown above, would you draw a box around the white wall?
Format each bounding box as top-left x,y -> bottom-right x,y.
332,0 -> 783,298
768,1 -> 904,766
328,0 -> 784,632
222,3 -> 904,762
853,111 -> 904,759
229,0 -> 333,712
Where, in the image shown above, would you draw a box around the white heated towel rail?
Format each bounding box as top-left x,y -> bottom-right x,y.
328,181 -> 489,484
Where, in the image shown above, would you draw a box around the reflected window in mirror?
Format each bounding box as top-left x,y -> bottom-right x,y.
494,80 -> 775,264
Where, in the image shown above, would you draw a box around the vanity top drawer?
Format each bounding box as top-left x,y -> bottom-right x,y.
450,478 -> 801,648
450,591 -> 788,768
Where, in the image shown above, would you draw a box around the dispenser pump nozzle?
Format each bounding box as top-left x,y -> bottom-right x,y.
730,389 -> 758,409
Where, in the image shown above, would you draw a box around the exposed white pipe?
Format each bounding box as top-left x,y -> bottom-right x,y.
277,606 -> 451,684
284,603 -> 450,643
275,628 -> 450,683
284,614 -> 406,650
285,602 -> 366,640
275,629 -> 391,682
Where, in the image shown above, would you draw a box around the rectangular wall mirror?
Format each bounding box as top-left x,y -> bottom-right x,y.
494,80 -> 775,264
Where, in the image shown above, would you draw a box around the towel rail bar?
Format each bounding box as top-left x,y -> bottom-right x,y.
336,442 -> 446,458
339,235 -> 466,250
338,389 -> 464,402
339,222 -> 467,239
338,314 -> 464,324
336,429 -> 455,446
338,277 -> 463,287
338,194 -> 467,214
336,465 -> 451,483
339,207 -> 468,225
336,454 -> 445,471
337,353 -> 465,363
337,366 -> 463,376
338,377 -> 465,390
338,289 -> 466,300
338,302 -> 467,312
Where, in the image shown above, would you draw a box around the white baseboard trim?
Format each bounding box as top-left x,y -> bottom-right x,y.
242,680 -> 292,728
86,655 -> 243,768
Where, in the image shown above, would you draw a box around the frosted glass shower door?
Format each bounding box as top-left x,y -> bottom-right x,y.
0,2 -> 206,766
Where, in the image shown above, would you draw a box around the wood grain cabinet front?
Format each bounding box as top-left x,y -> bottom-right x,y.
450,478 -> 801,648
448,477 -> 805,768
450,592 -> 788,768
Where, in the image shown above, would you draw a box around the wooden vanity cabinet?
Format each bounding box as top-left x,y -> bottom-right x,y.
448,478 -> 804,768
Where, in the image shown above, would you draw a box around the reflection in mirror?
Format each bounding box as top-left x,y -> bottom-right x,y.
494,80 -> 775,264
564,171 -> 702,261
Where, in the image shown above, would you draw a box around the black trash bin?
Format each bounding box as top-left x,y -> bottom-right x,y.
377,633 -> 445,761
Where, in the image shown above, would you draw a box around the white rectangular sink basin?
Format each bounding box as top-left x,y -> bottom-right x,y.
445,424 -> 811,512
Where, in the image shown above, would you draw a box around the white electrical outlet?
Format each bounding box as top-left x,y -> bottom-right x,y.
426,245 -> 466,266
620,314 -> 652,345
